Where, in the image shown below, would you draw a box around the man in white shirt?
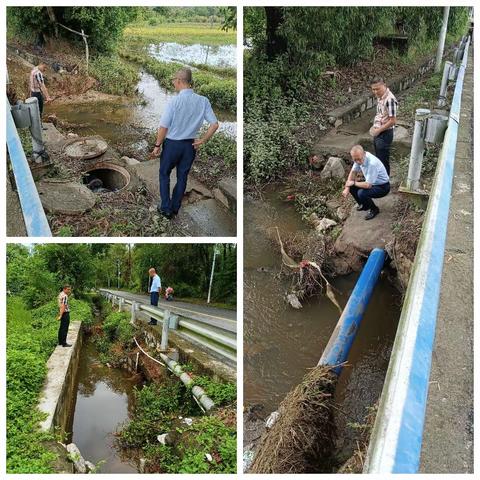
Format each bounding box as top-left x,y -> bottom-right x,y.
148,268 -> 161,325
342,145 -> 391,220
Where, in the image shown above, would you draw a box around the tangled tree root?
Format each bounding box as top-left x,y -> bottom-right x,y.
249,365 -> 338,474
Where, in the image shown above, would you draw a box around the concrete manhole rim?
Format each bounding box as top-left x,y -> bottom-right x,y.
83,162 -> 131,193
63,135 -> 109,160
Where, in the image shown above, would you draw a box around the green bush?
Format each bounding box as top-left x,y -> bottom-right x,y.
102,310 -> 134,345
198,129 -> 236,167
193,376 -> 236,406
90,55 -> 139,96
7,296 -> 92,473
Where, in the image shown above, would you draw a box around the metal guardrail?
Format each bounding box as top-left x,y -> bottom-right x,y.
6,100 -> 51,236
99,289 -> 236,364
364,37 -> 471,473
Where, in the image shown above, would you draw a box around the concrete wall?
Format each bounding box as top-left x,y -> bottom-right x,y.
37,321 -> 83,434
326,49 -> 453,128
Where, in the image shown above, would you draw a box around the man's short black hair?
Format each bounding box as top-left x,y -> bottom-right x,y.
370,76 -> 385,85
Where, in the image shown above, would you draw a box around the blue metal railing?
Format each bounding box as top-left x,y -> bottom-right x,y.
6,101 -> 51,236
364,37 -> 471,473
319,248 -> 386,374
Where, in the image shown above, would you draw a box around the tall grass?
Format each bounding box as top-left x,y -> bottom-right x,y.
90,55 -> 139,96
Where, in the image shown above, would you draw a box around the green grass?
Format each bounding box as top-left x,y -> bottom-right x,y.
124,22 -> 235,46
90,55 -> 139,96
7,296 -> 92,473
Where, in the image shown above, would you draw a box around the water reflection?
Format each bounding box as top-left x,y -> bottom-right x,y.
147,42 -> 236,68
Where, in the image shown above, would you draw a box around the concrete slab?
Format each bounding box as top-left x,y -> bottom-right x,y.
419,49 -> 473,474
38,322 -> 82,432
7,177 -> 27,236
36,179 -> 96,214
335,193 -> 401,255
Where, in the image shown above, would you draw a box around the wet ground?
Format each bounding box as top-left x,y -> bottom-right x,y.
67,342 -> 140,473
244,190 -> 401,463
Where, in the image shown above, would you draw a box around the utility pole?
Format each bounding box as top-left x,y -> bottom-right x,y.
435,6 -> 450,72
207,247 -> 218,304
116,259 -> 121,289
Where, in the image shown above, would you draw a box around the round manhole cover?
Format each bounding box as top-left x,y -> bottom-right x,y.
83,163 -> 131,193
36,180 -> 96,215
63,136 -> 108,160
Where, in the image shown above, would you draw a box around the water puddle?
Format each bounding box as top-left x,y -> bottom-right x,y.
67,342 -> 140,473
147,42 -> 236,68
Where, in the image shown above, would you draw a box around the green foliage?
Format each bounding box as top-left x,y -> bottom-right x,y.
7,7 -> 140,53
95,310 -> 135,361
7,296 -> 92,473
198,129 -> 236,168
192,376 -> 236,406
90,55 -> 139,96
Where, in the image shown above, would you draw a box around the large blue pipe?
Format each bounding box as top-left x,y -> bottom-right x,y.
6,101 -> 51,236
318,248 -> 386,375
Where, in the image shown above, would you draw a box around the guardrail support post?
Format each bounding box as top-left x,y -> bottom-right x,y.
130,301 -> 137,325
406,108 -> 430,191
25,97 -> 46,164
160,310 -> 171,351
438,61 -> 452,107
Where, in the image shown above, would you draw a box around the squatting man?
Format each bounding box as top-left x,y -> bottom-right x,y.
150,68 -> 219,219
342,145 -> 390,220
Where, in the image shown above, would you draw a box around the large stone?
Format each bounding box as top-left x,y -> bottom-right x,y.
66,443 -> 87,474
315,217 -> 337,233
321,156 -> 347,179
36,180 -> 96,215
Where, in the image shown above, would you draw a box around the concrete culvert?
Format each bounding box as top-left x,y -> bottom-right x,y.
83,164 -> 130,193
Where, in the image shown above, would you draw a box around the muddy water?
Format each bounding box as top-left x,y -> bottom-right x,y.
147,42 -> 236,68
244,190 -> 401,459
46,72 -> 236,158
68,341 -> 140,473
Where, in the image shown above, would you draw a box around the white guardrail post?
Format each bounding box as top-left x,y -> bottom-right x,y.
364,37 -> 470,473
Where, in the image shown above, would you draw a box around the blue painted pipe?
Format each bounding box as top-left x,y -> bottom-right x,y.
6,100 -> 51,236
318,248 -> 386,375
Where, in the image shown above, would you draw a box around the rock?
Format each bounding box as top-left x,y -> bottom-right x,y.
205,453 -> 213,463
139,458 -> 146,474
66,132 -> 78,138
85,461 -> 96,473
326,198 -> 341,211
266,410 -> 280,429
394,125 -> 410,142
321,156 -> 347,179
121,156 -> 140,166
328,116 -> 337,125
243,449 -> 255,472
213,187 -> 229,209
315,217 -> 337,232
337,207 -> 349,221
286,293 -> 302,309
308,212 -> 321,226
36,180 -> 96,215
66,443 -> 87,474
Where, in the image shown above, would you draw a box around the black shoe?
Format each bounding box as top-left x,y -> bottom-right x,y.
62,343 -> 72,347
172,210 -> 179,215
147,321 -> 157,326
157,207 -> 173,219
356,204 -> 368,211
365,209 -> 379,220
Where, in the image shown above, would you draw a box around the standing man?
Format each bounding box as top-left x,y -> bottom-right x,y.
370,77 -> 398,175
342,145 -> 390,220
57,284 -> 72,347
29,62 -> 52,122
148,268 -> 161,325
151,68 -> 219,219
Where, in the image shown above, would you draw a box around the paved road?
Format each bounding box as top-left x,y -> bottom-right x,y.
419,49 -> 473,473
103,289 -> 236,325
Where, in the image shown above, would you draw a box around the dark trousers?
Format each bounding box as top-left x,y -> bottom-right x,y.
373,129 -> 394,175
350,183 -> 390,211
58,312 -> 70,346
150,291 -> 159,324
159,138 -> 196,214
30,91 -> 44,116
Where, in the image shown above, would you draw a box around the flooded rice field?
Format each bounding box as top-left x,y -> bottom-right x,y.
147,42 -> 236,68
244,189 -> 401,459
67,342 -> 140,473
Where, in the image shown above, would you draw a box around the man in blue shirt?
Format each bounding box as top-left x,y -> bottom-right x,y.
151,68 -> 219,219
342,145 -> 390,220
148,268 -> 161,325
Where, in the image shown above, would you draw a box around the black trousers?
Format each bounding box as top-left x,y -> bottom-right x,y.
58,311 -> 70,346
150,291 -> 159,324
30,91 -> 44,116
373,129 -> 394,175
350,183 -> 390,211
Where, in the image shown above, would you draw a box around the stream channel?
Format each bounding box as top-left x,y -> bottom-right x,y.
66,340 -> 140,473
244,190 -> 402,463
46,41 -> 236,160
